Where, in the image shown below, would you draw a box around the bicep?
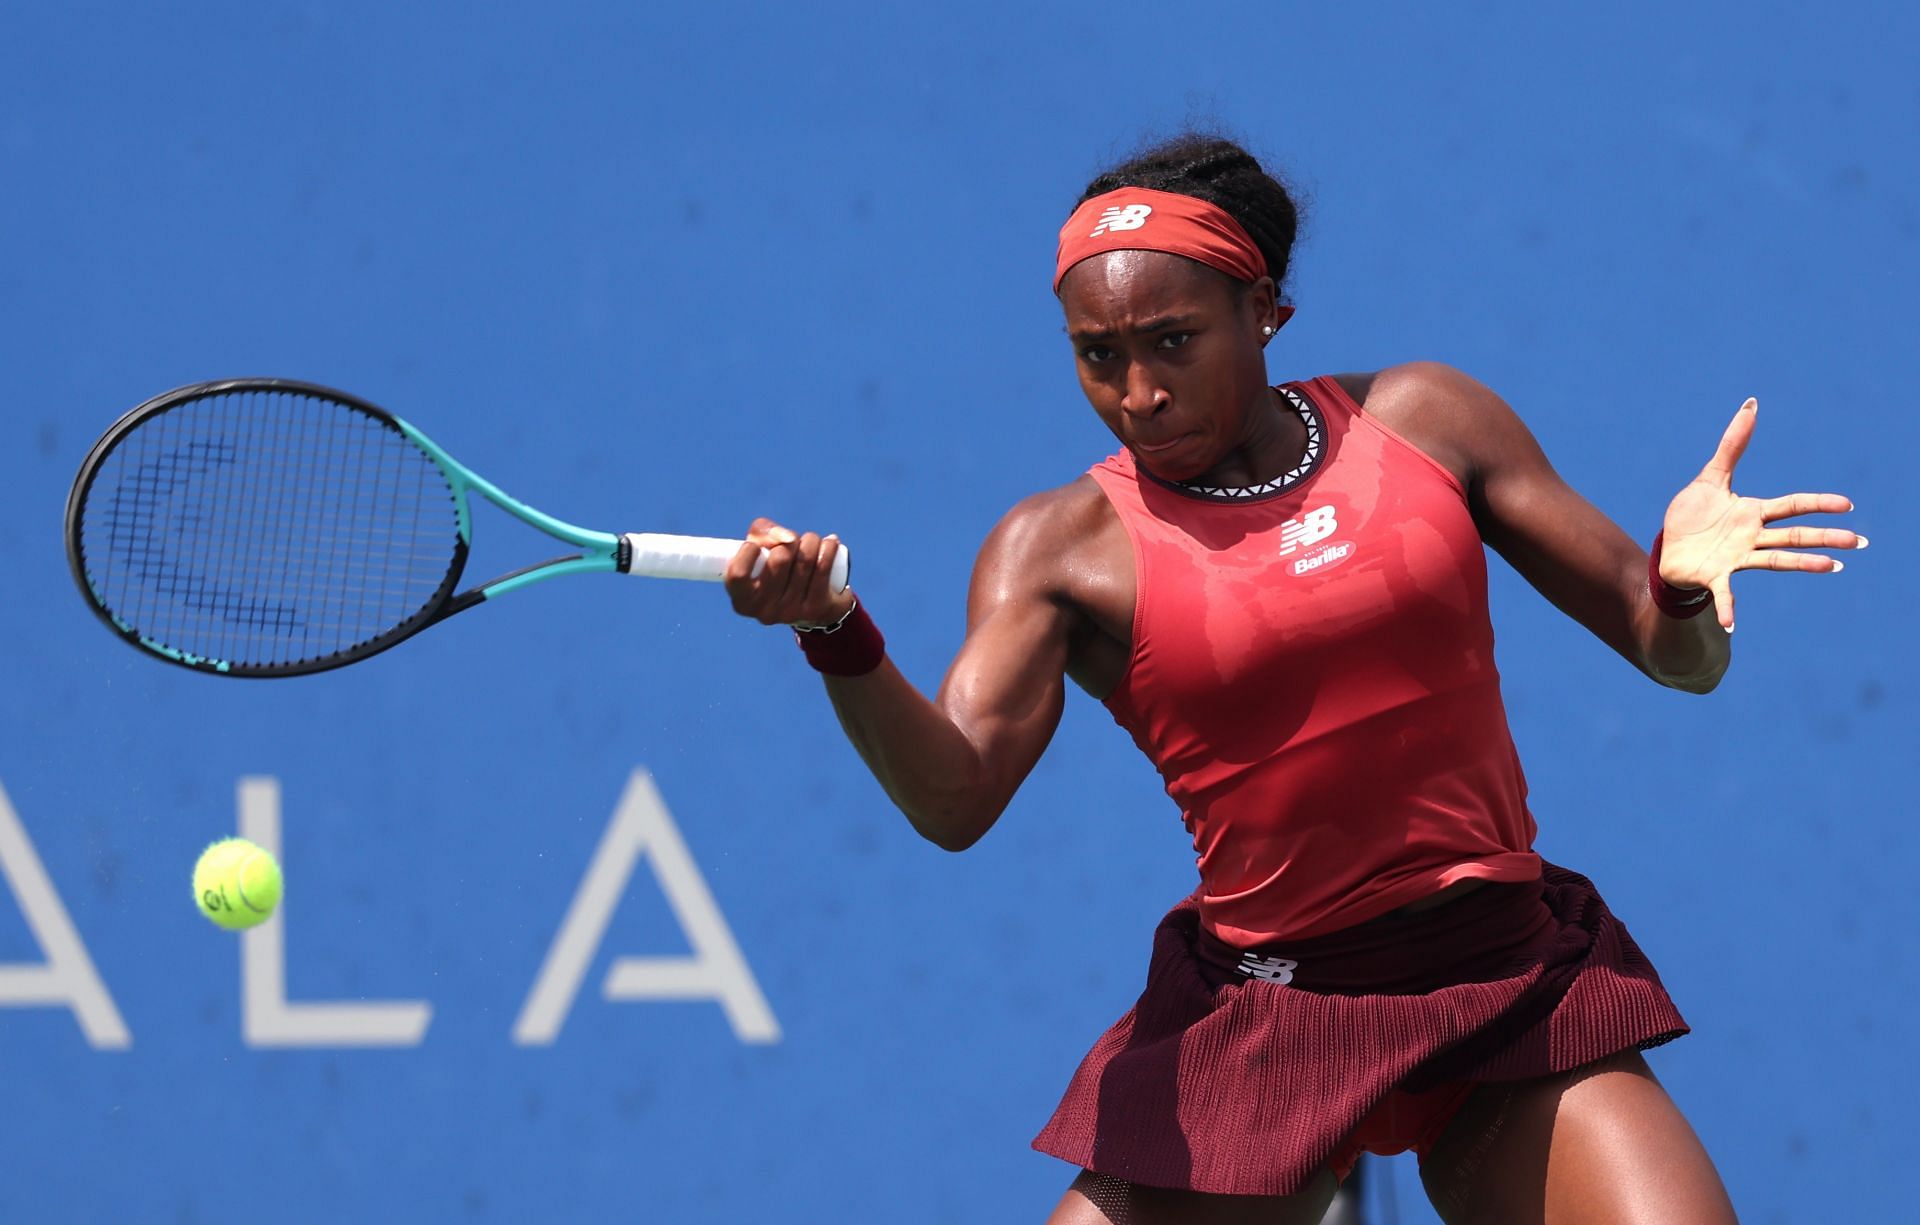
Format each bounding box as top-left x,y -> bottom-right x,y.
932,503 -> 1079,814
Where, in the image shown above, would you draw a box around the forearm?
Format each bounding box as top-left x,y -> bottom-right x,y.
1633,543 -> 1732,693
727,506 -> 1076,852
1487,525 -> 1731,695
822,661 -> 1004,851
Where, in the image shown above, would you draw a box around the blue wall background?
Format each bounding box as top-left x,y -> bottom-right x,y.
2,4 -> 1913,1222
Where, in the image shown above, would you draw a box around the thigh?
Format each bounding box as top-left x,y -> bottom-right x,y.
1046,1167 -> 1339,1225
1419,1050 -> 1738,1225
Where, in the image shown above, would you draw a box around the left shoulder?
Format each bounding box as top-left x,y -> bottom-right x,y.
1325,361 -> 1530,488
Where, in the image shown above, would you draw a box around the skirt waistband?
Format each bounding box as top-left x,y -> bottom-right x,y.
1191,877 -> 1555,995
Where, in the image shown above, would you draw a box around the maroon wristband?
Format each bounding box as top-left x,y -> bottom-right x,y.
794,599 -> 886,677
1648,532 -> 1713,619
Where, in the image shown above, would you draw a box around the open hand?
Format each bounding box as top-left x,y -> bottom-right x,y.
1659,398 -> 1865,630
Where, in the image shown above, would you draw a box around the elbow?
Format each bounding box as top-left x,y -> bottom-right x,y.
1640,625 -> 1732,696
915,807 -> 999,853
1667,670 -> 1723,696
889,755 -> 1007,852
902,793 -> 1002,853
925,827 -> 984,853
1649,657 -> 1728,695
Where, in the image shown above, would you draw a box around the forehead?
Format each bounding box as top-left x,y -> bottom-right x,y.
1057,250 -> 1238,325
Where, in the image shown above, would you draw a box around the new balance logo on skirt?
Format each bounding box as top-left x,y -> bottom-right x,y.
1090,204 -> 1153,236
1237,953 -> 1299,984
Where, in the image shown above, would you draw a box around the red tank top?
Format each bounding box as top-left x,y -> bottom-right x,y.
1088,376 -> 1541,945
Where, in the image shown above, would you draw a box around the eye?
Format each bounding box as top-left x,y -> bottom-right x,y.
1079,345 -> 1116,364
1157,332 -> 1194,350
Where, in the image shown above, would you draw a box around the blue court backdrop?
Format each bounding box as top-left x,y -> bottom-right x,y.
1,4 -> 1914,1222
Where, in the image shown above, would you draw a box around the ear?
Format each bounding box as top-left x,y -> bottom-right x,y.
1243,275 -> 1280,332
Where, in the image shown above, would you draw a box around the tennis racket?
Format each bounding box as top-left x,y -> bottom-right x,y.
65,378 -> 848,677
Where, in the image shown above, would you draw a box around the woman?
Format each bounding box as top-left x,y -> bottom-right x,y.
722,135 -> 1862,1224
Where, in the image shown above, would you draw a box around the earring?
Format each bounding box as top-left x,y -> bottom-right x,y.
1262,326 -> 1275,337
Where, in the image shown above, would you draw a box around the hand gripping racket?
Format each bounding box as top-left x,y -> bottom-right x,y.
65,378 -> 848,677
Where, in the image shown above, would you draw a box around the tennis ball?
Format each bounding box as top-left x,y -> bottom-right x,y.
193,838 -> 282,931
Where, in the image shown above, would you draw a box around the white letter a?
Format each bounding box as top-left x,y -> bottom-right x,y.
0,778 -> 130,1048
514,769 -> 779,1045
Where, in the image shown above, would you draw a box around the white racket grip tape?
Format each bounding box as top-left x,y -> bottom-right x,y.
620,533 -> 850,594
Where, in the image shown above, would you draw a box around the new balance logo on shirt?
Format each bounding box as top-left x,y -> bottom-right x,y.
1090,204 -> 1153,236
1279,506 -> 1338,555
1279,506 -> 1356,577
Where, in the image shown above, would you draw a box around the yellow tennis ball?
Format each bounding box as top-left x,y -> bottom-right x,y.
193,838 -> 282,931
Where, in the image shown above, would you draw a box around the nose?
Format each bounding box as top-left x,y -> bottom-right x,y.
1119,361 -> 1169,420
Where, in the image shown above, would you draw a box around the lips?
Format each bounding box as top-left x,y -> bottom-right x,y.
1132,434 -> 1190,454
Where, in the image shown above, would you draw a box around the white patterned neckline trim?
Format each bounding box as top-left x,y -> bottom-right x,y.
1162,385 -> 1324,502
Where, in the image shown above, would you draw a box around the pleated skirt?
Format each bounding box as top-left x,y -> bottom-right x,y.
1030,863 -> 1688,1196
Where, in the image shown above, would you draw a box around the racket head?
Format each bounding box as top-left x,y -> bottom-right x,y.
65,378 -> 469,677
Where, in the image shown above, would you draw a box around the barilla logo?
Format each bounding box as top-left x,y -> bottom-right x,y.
1090,203 -> 1153,236
1291,540 -> 1356,577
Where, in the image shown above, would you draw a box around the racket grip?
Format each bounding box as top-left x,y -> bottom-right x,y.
620,533 -> 851,594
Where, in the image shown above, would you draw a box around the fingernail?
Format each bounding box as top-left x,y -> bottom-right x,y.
1725,623 -> 1735,634
775,529 -> 797,544
825,533 -> 839,543
1855,536 -> 1869,548
1832,560 -> 1846,573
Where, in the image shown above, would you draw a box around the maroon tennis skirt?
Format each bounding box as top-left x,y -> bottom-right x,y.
1031,863 -> 1687,1197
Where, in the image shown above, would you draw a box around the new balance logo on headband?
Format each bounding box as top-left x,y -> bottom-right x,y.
1056,188 -> 1268,292
1089,204 -> 1153,236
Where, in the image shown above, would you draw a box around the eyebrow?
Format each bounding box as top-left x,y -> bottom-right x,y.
1067,313 -> 1201,344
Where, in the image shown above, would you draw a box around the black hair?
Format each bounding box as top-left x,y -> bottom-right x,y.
1076,133 -> 1303,298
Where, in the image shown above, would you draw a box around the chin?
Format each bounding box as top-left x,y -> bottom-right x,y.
1130,446 -> 1209,484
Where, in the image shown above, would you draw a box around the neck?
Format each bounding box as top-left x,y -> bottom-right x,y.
1182,387 -> 1304,490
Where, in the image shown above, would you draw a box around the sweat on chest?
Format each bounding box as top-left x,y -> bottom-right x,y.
1139,485 -> 1490,698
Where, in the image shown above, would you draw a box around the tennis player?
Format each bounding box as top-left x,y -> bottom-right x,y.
723,134 -> 1861,1224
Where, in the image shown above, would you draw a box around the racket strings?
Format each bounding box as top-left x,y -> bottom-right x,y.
78,389 -> 461,670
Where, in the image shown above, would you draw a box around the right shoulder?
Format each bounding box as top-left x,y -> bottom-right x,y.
983,475 -> 1114,562
968,475 -> 1134,685
972,474 -> 1118,603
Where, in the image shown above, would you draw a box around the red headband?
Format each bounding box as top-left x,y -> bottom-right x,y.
1054,187 -> 1269,293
